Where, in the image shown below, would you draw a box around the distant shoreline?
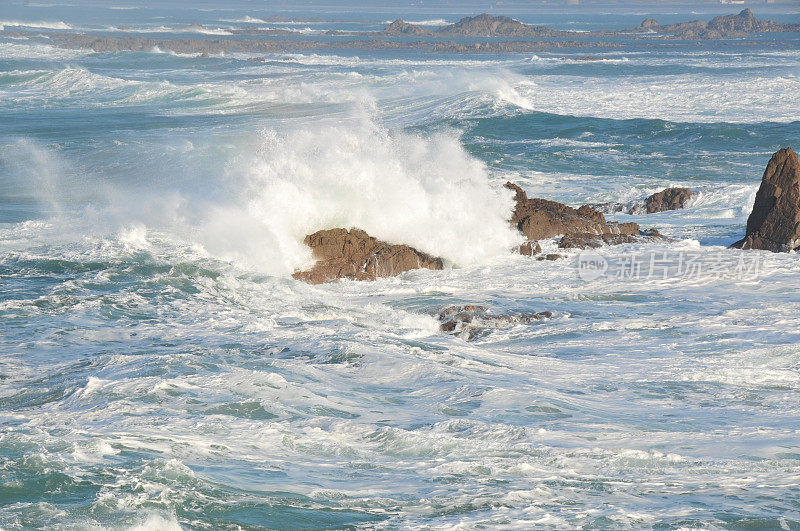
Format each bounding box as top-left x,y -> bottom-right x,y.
2,10 -> 798,56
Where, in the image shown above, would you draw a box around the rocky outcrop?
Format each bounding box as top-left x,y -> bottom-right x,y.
637,18 -> 660,31
635,9 -> 800,39
292,228 -> 443,284
587,187 -> 694,215
731,148 -> 800,252
382,19 -> 433,36
437,305 -> 553,340
505,182 -> 646,249
642,187 -> 694,213
436,13 -> 563,37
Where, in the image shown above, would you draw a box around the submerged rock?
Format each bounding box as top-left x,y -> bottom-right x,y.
558,228 -> 663,250
437,305 -> 553,340
731,147 -> 800,252
293,228 -> 443,284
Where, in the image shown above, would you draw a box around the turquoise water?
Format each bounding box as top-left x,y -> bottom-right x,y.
2,2 -> 800,529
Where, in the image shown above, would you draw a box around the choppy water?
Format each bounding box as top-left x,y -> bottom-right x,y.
2,1 -> 800,529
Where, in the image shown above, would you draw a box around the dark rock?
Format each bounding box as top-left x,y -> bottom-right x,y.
643,187 -> 694,213
637,18 -> 660,31
292,228 -> 443,284
519,241 -> 541,256
437,305 -> 553,340
537,253 -> 566,261
731,148 -> 800,252
437,13 -> 562,37
382,18 -> 433,36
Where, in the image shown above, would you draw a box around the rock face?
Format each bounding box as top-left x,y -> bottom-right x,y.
505,182 -> 644,249
382,18 -> 433,36
732,148 -> 800,252
292,228 -> 443,284
437,305 -> 553,340
643,187 -> 694,214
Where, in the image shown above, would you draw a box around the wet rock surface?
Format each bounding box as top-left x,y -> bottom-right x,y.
437,305 -> 553,340
642,187 -> 694,214
293,228 -> 443,284
732,147 -> 800,252
505,182 -> 657,248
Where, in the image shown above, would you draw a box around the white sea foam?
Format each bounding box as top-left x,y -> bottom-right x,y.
0,19 -> 73,30
512,73 -> 800,123
383,18 -> 450,26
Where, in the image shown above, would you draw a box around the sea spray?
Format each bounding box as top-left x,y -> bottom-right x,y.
3,117 -> 522,276
197,116 -> 522,274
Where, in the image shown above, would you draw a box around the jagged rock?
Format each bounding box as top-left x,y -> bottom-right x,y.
637,18 -> 660,31
643,187 -> 694,213
382,18 -> 433,36
731,148 -> 800,252
292,228 -> 443,284
505,182 -> 642,242
636,9 -> 800,40
437,13 -> 561,37
437,305 -> 553,340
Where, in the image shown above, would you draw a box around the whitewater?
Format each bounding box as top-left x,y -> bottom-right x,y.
1,1 -> 800,529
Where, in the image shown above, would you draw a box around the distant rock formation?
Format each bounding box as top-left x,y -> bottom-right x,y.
382,18 -> 433,36
292,228 -> 443,284
436,13 -> 561,37
505,182 -> 656,250
437,305 -> 553,340
635,9 -> 800,39
732,147 -> 800,252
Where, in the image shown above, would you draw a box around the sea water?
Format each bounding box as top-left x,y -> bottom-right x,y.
1,1 -> 800,528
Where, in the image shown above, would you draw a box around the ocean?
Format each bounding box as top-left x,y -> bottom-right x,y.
1,1 -> 800,528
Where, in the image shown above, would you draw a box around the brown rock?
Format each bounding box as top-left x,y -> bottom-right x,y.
732,147 -> 800,252
292,228 -> 443,284
643,187 -> 694,213
505,182 -> 645,244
